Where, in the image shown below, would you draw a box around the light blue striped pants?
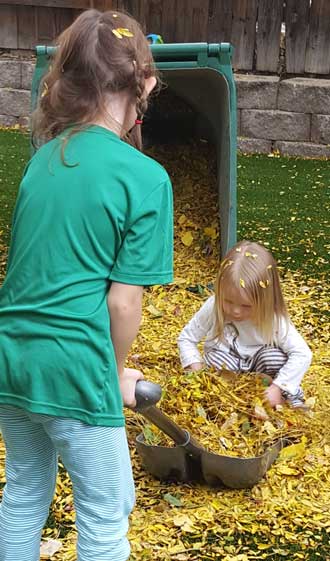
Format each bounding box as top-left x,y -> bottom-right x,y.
0,405 -> 135,561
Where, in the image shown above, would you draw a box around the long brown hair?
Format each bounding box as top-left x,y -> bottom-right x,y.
32,9 -> 157,151
214,240 -> 289,345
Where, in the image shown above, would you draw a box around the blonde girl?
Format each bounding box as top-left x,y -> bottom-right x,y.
0,9 -> 173,561
178,241 -> 312,408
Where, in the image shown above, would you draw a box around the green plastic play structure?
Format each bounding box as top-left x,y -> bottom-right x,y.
31,43 -> 237,256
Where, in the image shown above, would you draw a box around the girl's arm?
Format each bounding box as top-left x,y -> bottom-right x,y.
272,320 -> 313,395
178,296 -> 215,370
107,282 -> 144,407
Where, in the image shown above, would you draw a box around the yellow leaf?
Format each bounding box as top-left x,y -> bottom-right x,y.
239,278 -> 245,288
263,420 -> 277,436
146,304 -> 163,318
181,231 -> 193,247
279,437 -> 307,460
117,27 -> 134,37
204,227 -> 217,239
254,404 -> 269,420
173,514 -> 196,532
276,465 -> 299,475
304,396 -> 316,408
40,539 -> 62,558
112,29 -> 123,39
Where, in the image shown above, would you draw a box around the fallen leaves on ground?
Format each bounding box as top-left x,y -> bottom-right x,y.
0,142 -> 329,560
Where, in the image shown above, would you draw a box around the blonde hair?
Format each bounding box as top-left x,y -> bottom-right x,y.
32,9 -> 158,151
214,240 -> 289,345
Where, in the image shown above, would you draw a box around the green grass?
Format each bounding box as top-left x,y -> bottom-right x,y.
0,130 -> 329,280
237,153 -> 330,277
0,130 -> 30,246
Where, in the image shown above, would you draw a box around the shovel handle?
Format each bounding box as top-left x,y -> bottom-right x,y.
134,380 -> 162,411
133,380 -> 205,457
138,404 -> 205,457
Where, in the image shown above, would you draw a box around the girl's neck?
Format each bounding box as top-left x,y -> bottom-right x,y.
92,91 -> 133,137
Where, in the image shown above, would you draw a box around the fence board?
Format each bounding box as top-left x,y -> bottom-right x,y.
231,0 -> 258,70
208,0 -> 232,43
305,0 -> 330,74
1,0 -> 330,75
256,0 -> 283,72
92,0 -> 117,10
146,0 -> 165,38
17,5 -> 36,48
0,5 -> 18,47
285,0 -> 309,74
36,6 -> 56,42
158,0 -> 176,42
53,7 -> 75,36
0,0 -> 91,7
172,0 -> 208,43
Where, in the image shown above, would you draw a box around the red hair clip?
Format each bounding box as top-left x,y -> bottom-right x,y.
135,119 -> 143,125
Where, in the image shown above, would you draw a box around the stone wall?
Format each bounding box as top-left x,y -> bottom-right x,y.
0,57 -> 34,128
1,56 -> 330,158
236,75 -> 330,158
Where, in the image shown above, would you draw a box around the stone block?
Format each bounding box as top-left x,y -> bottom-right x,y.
235,74 -> 279,110
0,88 -> 30,117
311,114 -> 330,145
21,61 -> 35,90
241,109 -> 310,141
274,141 -> 330,159
278,78 -> 330,114
0,114 -> 18,127
238,137 -> 272,154
0,60 -> 21,89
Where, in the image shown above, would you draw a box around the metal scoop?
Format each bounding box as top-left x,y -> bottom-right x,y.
134,380 -> 284,488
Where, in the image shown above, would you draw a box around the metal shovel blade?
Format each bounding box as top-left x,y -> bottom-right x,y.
199,438 -> 284,488
134,383 -> 285,488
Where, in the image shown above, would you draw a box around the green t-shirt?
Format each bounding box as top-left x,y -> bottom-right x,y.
0,125 -> 173,426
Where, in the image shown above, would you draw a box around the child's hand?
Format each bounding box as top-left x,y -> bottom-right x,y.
119,367 -> 144,408
265,383 -> 283,407
186,362 -> 204,372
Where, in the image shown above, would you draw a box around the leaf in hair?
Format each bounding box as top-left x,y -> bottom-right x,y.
115,27 -> 134,38
41,82 -> 48,99
239,278 -> 245,288
259,280 -> 270,288
245,252 -> 258,258
236,247 -> 242,252
112,29 -> 123,39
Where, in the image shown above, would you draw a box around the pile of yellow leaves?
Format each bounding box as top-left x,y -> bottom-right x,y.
0,143 -> 329,560
138,369 -> 316,457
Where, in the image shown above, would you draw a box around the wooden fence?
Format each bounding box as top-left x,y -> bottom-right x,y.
0,0 -> 330,75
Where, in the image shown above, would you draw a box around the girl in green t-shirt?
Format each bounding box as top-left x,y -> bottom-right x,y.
0,9 -> 173,561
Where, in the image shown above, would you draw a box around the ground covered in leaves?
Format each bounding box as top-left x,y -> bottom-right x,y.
0,131 -> 329,560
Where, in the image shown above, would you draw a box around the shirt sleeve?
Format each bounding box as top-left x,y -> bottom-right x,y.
109,179 -> 173,286
177,296 -> 215,368
273,320 -> 313,394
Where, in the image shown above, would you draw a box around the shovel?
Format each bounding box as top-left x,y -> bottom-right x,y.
134,380 -> 285,489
